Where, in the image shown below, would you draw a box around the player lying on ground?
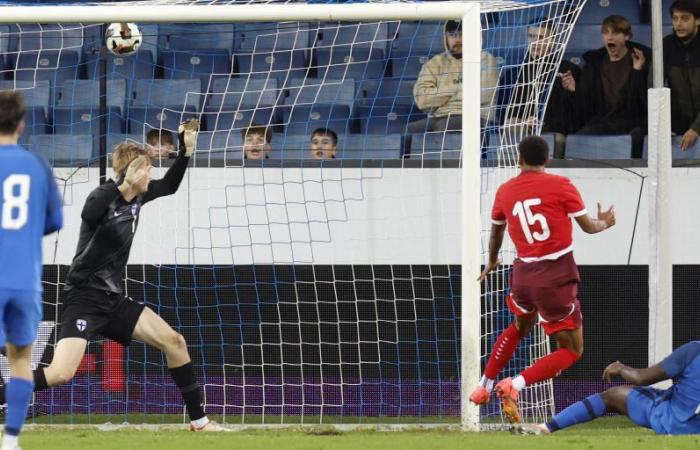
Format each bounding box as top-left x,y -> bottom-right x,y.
517,340 -> 700,435
0,120 -> 226,432
0,91 -> 63,450
469,136 -> 616,423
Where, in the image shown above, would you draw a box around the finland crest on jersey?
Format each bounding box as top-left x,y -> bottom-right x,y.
76,319 -> 87,332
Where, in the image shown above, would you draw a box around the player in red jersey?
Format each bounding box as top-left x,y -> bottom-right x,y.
469,136 -> 616,423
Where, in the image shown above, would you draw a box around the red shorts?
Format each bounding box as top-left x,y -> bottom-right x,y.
506,251 -> 582,335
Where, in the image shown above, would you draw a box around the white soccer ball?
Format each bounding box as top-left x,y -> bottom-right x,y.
105,23 -> 142,56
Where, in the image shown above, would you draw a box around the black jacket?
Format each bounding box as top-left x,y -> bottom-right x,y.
664,33 -> 700,134
576,43 -> 651,131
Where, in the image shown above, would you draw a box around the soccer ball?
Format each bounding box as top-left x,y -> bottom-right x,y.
105,23 -> 142,56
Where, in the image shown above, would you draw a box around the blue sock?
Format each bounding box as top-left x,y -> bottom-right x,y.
5,377 -> 34,436
546,393 -> 607,432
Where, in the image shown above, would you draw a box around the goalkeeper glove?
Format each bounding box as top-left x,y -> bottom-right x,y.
178,118 -> 200,157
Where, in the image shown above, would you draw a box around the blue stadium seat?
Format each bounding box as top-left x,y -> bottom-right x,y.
235,50 -> 309,85
159,23 -> 235,52
355,105 -> 425,134
0,25 -> 9,56
389,50 -> 437,78
86,50 -> 155,81
642,135 -> 700,159
578,0 -> 640,25
565,135 -> 632,159
562,51 -> 584,67
206,78 -> 279,110
483,27 -> 529,58
202,107 -> 276,132
53,106 -> 124,135
408,133 -> 462,159
283,78 -> 355,110
316,22 -> 389,53
55,79 -> 127,113
22,106 -> 49,138
236,23 -> 310,51
162,49 -> 232,91
106,133 -> 146,154
567,25 -> 604,53
281,104 -> 351,135
195,131 -> 244,164
13,50 -> 81,89
132,79 -> 202,110
390,21 -> 444,54
340,134 -> 402,159
356,78 -> 417,107
635,25 -> 652,48
0,80 -> 50,115
27,134 -> 93,167
128,105 -> 197,135
314,47 -> 387,80
8,24 -> 84,56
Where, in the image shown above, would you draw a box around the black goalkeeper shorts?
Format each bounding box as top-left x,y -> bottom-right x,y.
58,287 -> 146,346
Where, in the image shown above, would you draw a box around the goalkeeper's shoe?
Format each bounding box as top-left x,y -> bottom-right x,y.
512,423 -> 550,435
190,419 -> 229,432
468,385 -> 490,405
495,377 -> 521,423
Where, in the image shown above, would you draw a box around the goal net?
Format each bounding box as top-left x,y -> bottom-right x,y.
0,0 -> 585,428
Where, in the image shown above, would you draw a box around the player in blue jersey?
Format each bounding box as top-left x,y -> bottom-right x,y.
0,91 -> 63,450
517,340 -> 700,435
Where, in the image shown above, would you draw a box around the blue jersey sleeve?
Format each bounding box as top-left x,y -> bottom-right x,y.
41,158 -> 63,235
660,341 -> 700,378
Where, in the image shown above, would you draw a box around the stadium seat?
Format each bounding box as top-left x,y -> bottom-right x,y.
356,78 -> 416,107
195,131 -> 244,164
132,79 -> 202,110
106,133 -> 146,154
390,21 -> 444,54
7,24 -> 84,55
0,80 -> 50,115
86,49 -> 155,81
53,106 -> 124,135
565,134 -> 633,159
316,22 -> 390,53
355,105 -> 425,134
340,134 -> 402,159
159,23 -> 235,52
634,25 -> 652,48
13,49 -> 81,89
234,49 -> 309,85
206,78 -> 279,110
236,23 -> 310,51
562,51 -> 584,67
27,134 -> 93,167
389,50 -> 438,78
281,104 -> 351,135
483,26 -> 529,59
283,78 -> 355,110
128,105 -> 197,135
202,107 -> 276,132
54,79 -> 127,113
642,135 -> 700,159
22,106 -> 49,137
567,25 -> 604,53
314,47 -> 387,80
161,49 -> 232,90
577,0 -> 641,25
408,132 -> 462,159
0,25 -> 9,56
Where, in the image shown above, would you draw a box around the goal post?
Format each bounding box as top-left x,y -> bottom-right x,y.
0,0 -> 587,429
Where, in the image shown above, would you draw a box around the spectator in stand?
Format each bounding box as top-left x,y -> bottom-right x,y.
146,128 -> 176,159
499,20 -> 581,157
664,0 -> 700,151
563,15 -> 650,158
242,123 -> 271,160
409,20 -> 499,133
309,128 -> 338,159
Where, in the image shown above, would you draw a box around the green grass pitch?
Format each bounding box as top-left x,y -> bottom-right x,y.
15,417 -> 700,450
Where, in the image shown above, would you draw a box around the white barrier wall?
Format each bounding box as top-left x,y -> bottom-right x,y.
44,166 -> 688,265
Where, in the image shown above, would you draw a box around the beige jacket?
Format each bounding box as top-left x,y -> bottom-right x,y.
413,37 -> 499,122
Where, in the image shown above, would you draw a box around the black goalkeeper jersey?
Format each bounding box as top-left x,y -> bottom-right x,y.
64,152 -> 189,295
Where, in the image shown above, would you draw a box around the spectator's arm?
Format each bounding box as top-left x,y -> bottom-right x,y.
480,52 -> 499,111
413,58 -> 455,111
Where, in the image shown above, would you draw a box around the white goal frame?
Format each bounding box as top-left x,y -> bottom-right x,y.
0,1 -> 482,431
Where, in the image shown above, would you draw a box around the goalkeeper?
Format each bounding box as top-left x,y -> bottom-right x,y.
0,120 -> 225,432
518,341 -> 700,435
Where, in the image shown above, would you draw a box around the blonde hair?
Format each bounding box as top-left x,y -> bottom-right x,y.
112,141 -> 150,179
